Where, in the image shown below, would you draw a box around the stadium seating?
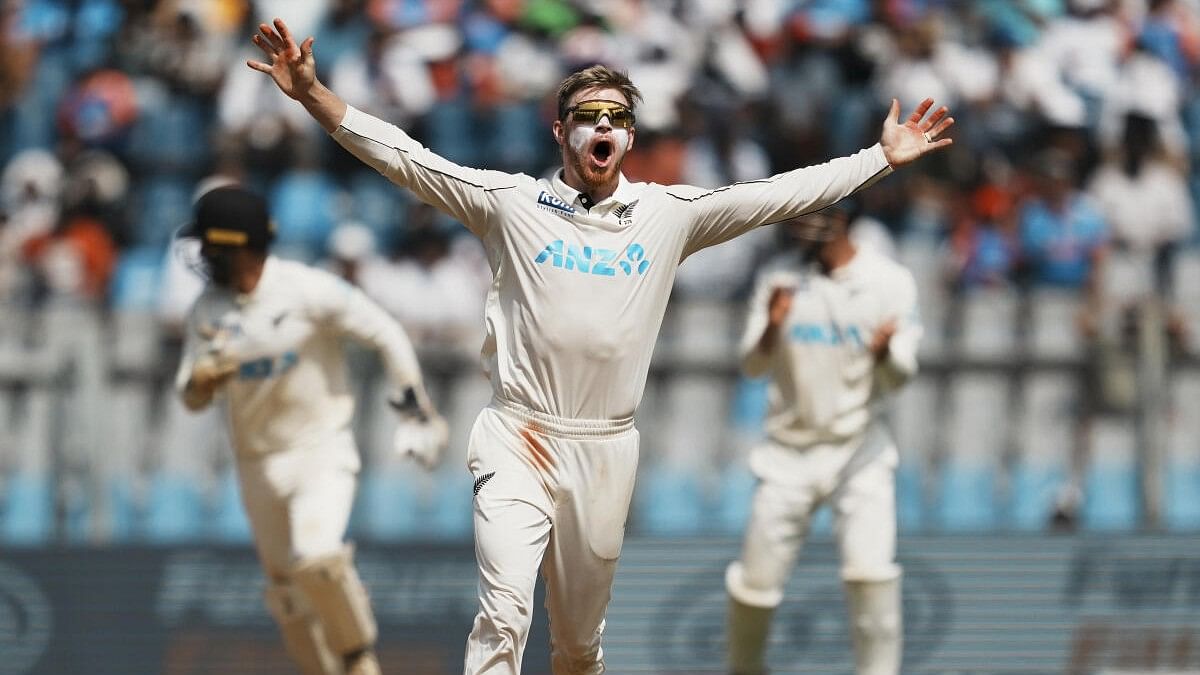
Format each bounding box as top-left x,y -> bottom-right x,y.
937,373 -> 1005,530
1166,373 -> 1200,530
1010,373 -> 1076,530
1081,418 -> 1139,530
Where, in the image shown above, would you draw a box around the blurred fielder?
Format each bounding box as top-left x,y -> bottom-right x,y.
175,185 -> 448,675
725,203 -> 921,675
248,17 -> 952,674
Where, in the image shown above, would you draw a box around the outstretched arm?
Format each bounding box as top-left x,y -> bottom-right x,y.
679,99 -> 954,257
247,18 -> 511,237
247,18 -> 346,133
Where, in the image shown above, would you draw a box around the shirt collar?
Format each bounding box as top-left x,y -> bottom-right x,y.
551,171 -> 636,210
830,247 -> 866,282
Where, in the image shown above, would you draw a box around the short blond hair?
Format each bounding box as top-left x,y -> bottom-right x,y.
555,64 -> 642,121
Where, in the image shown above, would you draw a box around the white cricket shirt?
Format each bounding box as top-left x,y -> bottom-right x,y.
332,105 -> 892,421
175,257 -> 424,457
740,246 -> 921,450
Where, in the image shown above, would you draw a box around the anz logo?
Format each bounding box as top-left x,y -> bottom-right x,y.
535,241 -> 651,277
537,191 -> 576,217
790,323 -> 864,348
238,350 -> 299,380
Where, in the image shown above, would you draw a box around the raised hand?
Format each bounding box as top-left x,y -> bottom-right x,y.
879,98 -> 954,168
247,18 -> 316,101
767,286 -> 795,329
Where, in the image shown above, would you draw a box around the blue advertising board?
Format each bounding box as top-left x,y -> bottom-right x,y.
1,535 -> 1197,674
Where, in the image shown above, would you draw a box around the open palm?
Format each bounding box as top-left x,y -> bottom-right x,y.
247,18 -> 316,101
880,98 -> 954,167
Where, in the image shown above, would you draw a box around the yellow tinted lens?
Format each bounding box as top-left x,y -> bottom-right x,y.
608,110 -> 635,127
570,101 -> 634,128
571,107 -> 601,124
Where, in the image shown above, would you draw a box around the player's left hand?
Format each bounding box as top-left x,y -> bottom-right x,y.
880,98 -> 954,167
389,387 -> 449,469
869,318 -> 897,361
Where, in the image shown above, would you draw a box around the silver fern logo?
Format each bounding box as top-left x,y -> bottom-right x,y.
0,561 -> 53,673
615,200 -> 638,227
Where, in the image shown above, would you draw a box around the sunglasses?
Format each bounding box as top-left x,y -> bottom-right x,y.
565,100 -> 636,129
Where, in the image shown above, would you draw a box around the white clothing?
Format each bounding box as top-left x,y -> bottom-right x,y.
175,257 -> 424,458
330,103 -> 893,675
740,247 -> 920,452
464,403 -> 639,675
1087,161 -> 1195,251
726,428 -> 901,610
358,255 -> 485,351
726,247 -> 918,675
174,256 -> 410,673
331,104 -> 892,422
239,431 -> 359,573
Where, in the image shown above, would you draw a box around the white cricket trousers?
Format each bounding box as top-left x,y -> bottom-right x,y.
236,431 -> 360,577
727,426 -> 901,608
463,400 -> 640,675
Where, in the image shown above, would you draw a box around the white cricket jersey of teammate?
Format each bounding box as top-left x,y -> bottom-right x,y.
741,246 -> 921,450
175,257 -> 424,457
332,105 -> 893,421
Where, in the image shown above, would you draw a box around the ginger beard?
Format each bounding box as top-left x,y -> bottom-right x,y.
564,122 -> 631,192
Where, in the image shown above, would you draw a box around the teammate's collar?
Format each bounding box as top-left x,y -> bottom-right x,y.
551,171 -> 635,209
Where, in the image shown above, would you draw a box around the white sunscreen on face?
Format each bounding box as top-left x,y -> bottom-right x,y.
569,124 -> 630,154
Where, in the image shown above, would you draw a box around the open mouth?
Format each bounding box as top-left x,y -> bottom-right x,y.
591,139 -> 613,166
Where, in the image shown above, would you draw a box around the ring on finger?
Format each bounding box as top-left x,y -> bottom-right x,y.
923,131 -> 933,143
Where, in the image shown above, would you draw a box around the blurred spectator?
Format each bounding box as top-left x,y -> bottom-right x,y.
1088,112 -> 1193,346
0,0 -> 38,150
328,26 -> 441,127
674,99 -> 773,302
61,149 -> 130,245
1089,113 -> 1193,286
1098,41 -> 1188,161
948,180 -> 1021,290
1137,0 -> 1200,80
0,149 -> 63,294
1018,148 -> 1108,300
871,14 -> 997,116
121,7 -> 225,96
21,202 -> 116,303
0,207 -> 18,300
1018,146 -> 1110,532
312,0 -> 372,81
325,219 -> 378,286
359,212 -> 484,353
1035,0 -> 1128,127
267,140 -> 344,261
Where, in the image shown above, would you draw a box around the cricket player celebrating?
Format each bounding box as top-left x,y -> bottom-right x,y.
247,17 -> 951,674
725,203 -> 921,675
175,185 -> 448,675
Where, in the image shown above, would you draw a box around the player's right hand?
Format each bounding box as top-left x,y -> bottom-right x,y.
767,286 -> 794,328
190,354 -> 238,390
247,18 -> 317,100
